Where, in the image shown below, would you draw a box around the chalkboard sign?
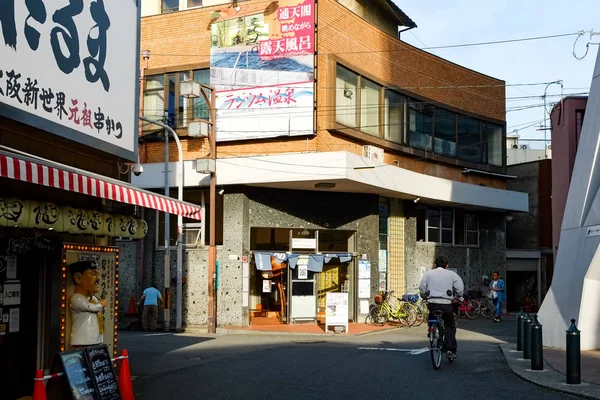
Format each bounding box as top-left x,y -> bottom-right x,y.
86,345 -> 121,400
59,349 -> 100,400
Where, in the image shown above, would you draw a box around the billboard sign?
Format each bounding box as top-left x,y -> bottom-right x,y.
210,0 -> 315,141
0,1 -> 140,161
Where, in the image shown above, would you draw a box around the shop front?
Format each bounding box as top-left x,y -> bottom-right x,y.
248,227 -> 356,326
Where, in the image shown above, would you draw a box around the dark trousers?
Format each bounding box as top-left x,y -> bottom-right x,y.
143,305 -> 158,331
428,303 -> 457,352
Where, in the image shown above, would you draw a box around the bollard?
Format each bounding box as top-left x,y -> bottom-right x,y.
523,312 -> 533,359
566,318 -> 581,385
530,315 -> 544,370
516,308 -> 525,351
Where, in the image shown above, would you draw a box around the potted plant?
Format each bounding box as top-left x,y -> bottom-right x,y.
520,279 -> 537,312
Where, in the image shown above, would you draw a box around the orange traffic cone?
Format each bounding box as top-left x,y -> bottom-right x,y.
118,349 -> 134,400
33,370 -> 47,400
128,295 -> 136,316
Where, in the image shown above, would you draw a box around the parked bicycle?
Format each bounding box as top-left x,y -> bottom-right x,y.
452,296 -> 481,319
369,291 -> 419,327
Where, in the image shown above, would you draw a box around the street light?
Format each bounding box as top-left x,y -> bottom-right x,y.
543,80 -> 563,158
139,116 -> 183,332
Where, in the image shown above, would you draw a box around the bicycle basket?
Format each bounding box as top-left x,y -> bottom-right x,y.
402,294 -> 419,303
374,294 -> 383,305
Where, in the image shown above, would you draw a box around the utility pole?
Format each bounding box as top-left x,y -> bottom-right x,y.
206,86 -> 218,334
543,80 -> 563,158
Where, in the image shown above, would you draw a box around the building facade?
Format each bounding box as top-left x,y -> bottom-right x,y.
506,133 -> 551,165
129,0 -> 528,329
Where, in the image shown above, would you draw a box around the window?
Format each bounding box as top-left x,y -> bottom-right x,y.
336,65 -> 358,128
408,103 -> 433,151
384,90 -> 404,144
487,123 -> 503,167
434,109 -> 456,158
360,77 -> 381,136
143,75 -> 165,124
142,69 -> 210,132
426,208 -> 453,244
420,207 -> 479,246
187,0 -> 202,8
162,0 -> 179,13
458,118 -> 482,163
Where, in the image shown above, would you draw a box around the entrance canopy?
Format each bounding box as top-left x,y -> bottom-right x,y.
254,252 -> 354,273
0,147 -> 201,220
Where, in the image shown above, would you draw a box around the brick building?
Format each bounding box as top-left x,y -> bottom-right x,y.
127,0 -> 528,329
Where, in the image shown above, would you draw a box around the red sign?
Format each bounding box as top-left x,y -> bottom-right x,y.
258,0 -> 314,61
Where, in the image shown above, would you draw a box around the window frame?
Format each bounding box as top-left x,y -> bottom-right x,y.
332,61 -> 506,169
143,67 -> 210,133
161,0 -> 179,13
416,206 -> 480,247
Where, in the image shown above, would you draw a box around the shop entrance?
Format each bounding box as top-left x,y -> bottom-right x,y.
249,228 -> 356,326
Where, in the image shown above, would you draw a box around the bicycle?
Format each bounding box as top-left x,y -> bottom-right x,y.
476,295 -> 496,319
400,293 -> 425,327
452,296 -> 480,319
428,309 -> 449,370
370,291 -> 418,327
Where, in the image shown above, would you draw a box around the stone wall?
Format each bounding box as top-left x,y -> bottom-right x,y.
404,210 -> 506,295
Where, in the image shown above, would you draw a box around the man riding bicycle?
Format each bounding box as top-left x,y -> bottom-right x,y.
418,256 -> 464,360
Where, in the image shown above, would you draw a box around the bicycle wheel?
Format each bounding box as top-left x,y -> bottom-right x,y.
412,303 -> 424,327
479,299 -> 495,319
398,302 -> 418,327
429,324 -> 443,370
464,299 -> 480,319
371,304 -> 389,325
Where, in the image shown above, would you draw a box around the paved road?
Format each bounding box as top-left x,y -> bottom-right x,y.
122,319 -> 580,399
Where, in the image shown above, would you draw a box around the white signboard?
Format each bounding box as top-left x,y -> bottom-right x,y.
358,260 -> 371,279
6,256 -> 17,280
9,308 -> 19,333
325,292 -> 348,333
378,250 -> 387,272
262,280 -> 271,293
358,279 -> 371,299
3,283 -> 21,306
0,1 -> 140,161
291,238 -> 317,249
297,255 -> 308,279
360,300 -> 370,314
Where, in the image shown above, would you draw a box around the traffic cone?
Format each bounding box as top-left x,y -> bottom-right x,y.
33,370 -> 47,400
128,295 -> 136,316
118,349 -> 134,400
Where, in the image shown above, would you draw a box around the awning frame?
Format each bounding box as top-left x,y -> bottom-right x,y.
0,145 -> 202,220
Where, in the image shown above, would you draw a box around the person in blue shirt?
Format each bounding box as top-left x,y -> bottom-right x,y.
489,272 -> 506,322
138,284 -> 163,332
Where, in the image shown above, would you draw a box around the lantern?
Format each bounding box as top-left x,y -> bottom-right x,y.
28,202 -> 60,230
0,198 -> 30,227
100,213 -> 115,236
133,219 -> 148,239
86,210 -> 104,235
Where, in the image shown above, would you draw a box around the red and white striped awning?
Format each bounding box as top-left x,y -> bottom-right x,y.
0,148 -> 201,220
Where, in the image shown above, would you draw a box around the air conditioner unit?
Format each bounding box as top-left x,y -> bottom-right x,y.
362,145 -> 384,161
521,144 -> 529,150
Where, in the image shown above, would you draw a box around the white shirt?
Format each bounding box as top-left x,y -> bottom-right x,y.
70,293 -> 103,346
419,267 -> 464,304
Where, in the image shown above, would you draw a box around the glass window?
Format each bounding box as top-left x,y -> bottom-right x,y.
360,77 -> 381,136
167,74 -> 176,127
466,213 -> 479,246
487,123 -> 503,167
441,208 -> 453,244
416,208 -> 426,242
143,75 -> 164,129
434,109 -> 456,158
187,0 -> 202,8
455,209 -> 465,245
192,69 -> 210,121
427,208 -> 440,243
162,0 -> 179,13
384,90 -> 404,144
336,65 -> 358,128
178,71 -> 192,128
458,118 -> 481,163
408,103 -> 433,151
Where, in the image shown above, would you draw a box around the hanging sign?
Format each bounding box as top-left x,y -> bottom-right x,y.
297,255 -> 308,279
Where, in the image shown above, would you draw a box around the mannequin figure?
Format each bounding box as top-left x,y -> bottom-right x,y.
69,260 -> 107,348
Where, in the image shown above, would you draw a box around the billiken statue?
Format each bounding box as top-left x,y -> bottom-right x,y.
69,260 -> 107,348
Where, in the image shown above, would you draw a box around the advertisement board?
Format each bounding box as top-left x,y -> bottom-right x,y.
325,292 -> 348,333
210,0 -> 315,141
0,1 -> 140,161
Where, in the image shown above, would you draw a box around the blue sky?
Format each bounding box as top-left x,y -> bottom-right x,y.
396,0 -> 600,149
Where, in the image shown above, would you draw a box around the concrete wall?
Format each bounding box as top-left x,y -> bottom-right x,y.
404,209 -> 506,294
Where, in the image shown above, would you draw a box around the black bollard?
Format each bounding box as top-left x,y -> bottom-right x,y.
516,308 -> 525,351
523,312 -> 533,359
530,315 -> 544,370
566,318 -> 581,385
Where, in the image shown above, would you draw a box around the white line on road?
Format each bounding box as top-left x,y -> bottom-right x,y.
358,347 -> 429,355
141,333 -> 173,337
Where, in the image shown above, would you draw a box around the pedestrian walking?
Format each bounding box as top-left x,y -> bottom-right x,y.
138,284 -> 163,332
488,272 -> 505,322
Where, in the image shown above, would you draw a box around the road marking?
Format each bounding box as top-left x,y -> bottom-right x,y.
141,333 -> 173,337
358,347 -> 429,355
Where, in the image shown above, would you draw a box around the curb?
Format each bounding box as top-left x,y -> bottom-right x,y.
214,325 -> 401,337
500,343 -> 600,400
